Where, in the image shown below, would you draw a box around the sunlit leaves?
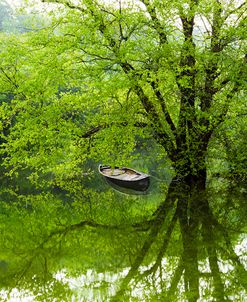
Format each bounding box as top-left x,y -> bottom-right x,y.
0,0 -> 245,185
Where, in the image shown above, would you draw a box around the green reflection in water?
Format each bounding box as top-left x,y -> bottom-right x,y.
0,176 -> 246,301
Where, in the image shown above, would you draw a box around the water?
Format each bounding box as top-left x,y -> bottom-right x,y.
0,175 -> 246,301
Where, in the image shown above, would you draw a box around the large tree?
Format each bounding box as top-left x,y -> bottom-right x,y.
0,0 -> 246,188
40,0 -> 246,185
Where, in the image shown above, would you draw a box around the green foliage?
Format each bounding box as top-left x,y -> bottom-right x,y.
207,91 -> 247,182
0,3 -> 246,301
0,0 -> 245,186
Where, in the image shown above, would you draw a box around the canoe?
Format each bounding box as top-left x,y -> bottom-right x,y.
99,165 -> 150,191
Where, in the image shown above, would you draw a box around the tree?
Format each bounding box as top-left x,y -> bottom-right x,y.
28,0 -> 245,188
0,2 -> 246,299
0,0 -> 246,190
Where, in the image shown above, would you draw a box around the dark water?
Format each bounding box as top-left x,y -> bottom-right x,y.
0,175 -> 246,301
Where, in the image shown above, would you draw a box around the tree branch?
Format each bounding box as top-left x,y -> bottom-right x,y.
0,67 -> 19,90
131,83 -> 177,159
80,121 -> 148,138
224,1 -> 247,22
210,85 -> 239,131
140,0 -> 167,44
149,78 -> 176,134
41,0 -> 86,13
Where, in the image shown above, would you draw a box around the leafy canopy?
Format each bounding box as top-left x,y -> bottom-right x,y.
0,0 -> 246,182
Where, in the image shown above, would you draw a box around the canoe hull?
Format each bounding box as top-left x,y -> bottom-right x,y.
105,175 -> 150,191
99,165 -> 150,192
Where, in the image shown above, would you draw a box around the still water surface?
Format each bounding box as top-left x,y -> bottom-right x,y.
0,174 -> 246,301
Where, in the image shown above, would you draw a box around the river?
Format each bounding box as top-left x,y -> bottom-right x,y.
0,172 -> 246,301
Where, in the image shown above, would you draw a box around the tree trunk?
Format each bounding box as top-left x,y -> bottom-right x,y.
171,134 -> 211,191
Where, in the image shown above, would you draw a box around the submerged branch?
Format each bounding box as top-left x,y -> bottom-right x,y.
164,257 -> 184,300
111,185 -> 179,301
40,218 -> 157,250
141,208 -> 178,277
59,219 -> 154,233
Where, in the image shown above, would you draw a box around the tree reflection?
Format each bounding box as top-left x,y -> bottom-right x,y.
112,179 -> 247,301
0,178 -> 246,301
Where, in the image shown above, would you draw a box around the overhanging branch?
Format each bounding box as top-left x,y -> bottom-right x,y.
80,121 -> 148,138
